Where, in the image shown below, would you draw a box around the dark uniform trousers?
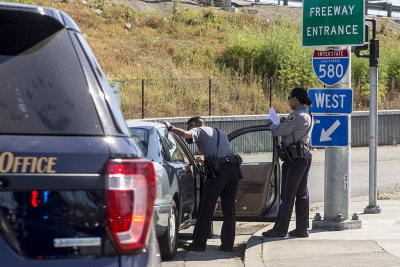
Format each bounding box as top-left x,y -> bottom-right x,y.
192,162 -> 240,249
274,149 -> 312,234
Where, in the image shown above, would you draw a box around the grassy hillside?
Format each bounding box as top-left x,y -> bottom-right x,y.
17,0 -> 400,118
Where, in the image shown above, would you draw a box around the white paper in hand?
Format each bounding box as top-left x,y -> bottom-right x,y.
269,107 -> 280,125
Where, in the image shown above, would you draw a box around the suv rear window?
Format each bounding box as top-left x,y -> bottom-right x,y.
0,12 -> 102,135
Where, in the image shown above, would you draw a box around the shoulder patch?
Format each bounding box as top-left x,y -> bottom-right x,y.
287,113 -> 296,121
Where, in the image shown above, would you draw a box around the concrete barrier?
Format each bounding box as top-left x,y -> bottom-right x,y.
140,110 -> 400,153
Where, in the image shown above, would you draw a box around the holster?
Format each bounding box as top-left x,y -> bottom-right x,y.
232,153 -> 243,166
276,142 -> 291,161
233,153 -> 243,179
204,155 -> 220,178
276,143 -> 286,161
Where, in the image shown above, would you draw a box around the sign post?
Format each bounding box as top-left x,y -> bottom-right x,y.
304,0 -> 364,230
310,48 -> 360,230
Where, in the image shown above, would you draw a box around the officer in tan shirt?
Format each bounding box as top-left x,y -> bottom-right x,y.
161,116 -> 241,252
262,87 -> 313,238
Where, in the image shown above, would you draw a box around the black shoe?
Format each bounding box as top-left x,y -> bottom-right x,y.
288,229 -> 309,238
219,245 -> 233,252
262,229 -> 286,238
183,244 -> 205,252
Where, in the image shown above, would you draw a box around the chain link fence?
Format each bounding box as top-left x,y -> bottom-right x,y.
115,77 -> 400,119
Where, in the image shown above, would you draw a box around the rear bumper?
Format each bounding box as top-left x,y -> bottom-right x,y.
0,223 -> 161,267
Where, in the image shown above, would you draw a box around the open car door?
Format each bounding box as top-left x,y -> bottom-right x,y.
214,125 -> 281,221
173,134 -> 204,222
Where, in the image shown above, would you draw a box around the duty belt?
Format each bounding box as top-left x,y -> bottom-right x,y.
218,155 -> 238,164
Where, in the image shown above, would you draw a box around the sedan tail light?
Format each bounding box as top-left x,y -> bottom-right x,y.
104,159 -> 156,254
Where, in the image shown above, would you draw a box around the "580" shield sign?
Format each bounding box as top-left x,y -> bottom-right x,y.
312,48 -> 349,86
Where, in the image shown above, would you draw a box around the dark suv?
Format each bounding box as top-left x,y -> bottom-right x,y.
0,3 -> 160,266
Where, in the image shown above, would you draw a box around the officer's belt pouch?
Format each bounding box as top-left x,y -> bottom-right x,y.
288,141 -> 305,159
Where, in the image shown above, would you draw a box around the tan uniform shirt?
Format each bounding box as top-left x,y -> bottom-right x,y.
269,105 -> 313,147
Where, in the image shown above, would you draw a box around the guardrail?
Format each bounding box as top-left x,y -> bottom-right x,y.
140,110 -> 400,153
366,1 -> 400,17
265,0 -> 400,18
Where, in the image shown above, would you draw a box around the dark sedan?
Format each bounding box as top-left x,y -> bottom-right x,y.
126,121 -> 204,260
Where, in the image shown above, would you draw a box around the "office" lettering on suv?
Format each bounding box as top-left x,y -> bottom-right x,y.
0,152 -> 57,173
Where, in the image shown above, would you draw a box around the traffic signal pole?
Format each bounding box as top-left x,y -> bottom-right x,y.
364,19 -> 381,214
354,19 -> 381,214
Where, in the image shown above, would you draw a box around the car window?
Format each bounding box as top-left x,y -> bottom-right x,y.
158,128 -> 184,162
0,26 -> 102,135
177,144 -> 189,163
157,136 -> 167,161
130,128 -> 149,156
230,130 -> 274,163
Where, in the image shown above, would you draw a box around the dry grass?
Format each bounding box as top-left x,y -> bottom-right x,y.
18,0 -> 400,119
378,185 -> 400,200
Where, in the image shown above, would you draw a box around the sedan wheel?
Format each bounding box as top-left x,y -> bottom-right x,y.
159,201 -> 179,260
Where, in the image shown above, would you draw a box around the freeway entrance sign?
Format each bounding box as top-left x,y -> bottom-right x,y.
312,48 -> 349,86
302,0 -> 365,47
311,115 -> 348,147
308,88 -> 353,114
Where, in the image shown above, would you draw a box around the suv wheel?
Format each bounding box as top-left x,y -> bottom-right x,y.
159,200 -> 178,260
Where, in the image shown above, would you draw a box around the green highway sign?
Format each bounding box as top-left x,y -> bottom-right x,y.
302,0 -> 365,47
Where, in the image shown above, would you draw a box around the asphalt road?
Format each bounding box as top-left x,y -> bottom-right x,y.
308,145 -> 400,203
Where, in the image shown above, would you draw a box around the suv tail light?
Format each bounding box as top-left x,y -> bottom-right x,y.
104,159 -> 156,254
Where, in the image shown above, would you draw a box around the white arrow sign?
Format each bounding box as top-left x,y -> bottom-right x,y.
320,119 -> 341,142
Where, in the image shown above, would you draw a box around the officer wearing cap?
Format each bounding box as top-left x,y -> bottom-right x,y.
160,116 -> 241,252
262,87 -> 313,238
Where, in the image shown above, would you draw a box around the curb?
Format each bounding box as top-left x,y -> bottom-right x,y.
243,198 -> 400,266
243,202 -> 324,267
243,224 -> 273,267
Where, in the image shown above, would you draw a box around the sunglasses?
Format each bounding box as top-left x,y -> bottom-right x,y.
288,95 -> 294,100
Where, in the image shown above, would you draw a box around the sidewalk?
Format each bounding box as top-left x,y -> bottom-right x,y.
245,196 -> 400,267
